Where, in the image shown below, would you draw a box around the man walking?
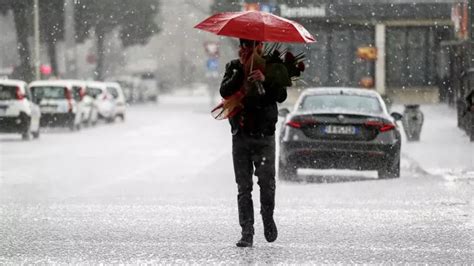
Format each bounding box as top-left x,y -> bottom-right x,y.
220,39 -> 287,247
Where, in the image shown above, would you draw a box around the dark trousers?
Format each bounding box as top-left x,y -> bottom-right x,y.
232,133 -> 276,236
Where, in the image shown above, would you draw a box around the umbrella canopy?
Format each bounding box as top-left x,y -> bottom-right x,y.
194,11 -> 315,43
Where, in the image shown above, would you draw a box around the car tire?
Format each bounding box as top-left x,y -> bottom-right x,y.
82,115 -> 90,128
470,114 -> 474,142
413,133 -> 420,142
21,130 -> 31,141
21,114 -> 32,141
278,160 -> 297,181
32,130 -> 40,139
378,158 -> 400,179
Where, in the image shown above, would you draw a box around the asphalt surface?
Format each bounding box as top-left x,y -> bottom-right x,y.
0,96 -> 472,264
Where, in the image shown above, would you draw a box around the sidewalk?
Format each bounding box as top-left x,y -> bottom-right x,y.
391,104 -> 474,181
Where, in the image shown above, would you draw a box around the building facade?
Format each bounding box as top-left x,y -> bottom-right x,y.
212,0 -> 457,96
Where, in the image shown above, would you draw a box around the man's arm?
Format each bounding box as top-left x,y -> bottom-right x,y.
265,82 -> 287,103
220,60 -> 244,98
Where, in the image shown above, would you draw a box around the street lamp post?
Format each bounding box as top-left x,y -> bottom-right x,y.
33,0 -> 40,80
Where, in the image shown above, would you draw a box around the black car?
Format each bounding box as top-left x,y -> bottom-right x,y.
278,88 -> 403,180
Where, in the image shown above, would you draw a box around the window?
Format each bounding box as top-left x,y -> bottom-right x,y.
72,86 -> 83,101
0,85 -> 17,100
30,86 -> 66,100
107,87 -> 119,99
299,94 -> 382,114
86,87 -> 102,98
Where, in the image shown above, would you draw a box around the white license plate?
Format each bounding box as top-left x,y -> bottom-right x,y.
41,106 -> 57,113
324,125 -> 356,135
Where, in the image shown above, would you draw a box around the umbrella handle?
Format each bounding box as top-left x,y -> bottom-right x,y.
249,40 -> 255,73
248,40 -> 265,96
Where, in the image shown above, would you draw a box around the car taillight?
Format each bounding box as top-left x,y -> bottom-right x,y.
286,118 -> 317,129
286,120 -> 302,128
15,87 -> 25,100
64,88 -> 73,112
365,121 -> 395,132
80,87 -> 86,100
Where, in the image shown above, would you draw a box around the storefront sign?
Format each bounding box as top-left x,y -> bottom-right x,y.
280,4 -> 326,18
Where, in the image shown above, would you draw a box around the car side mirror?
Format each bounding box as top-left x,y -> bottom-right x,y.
278,108 -> 290,117
391,112 -> 403,121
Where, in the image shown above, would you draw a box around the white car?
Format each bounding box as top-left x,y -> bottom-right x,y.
105,82 -> 126,121
29,80 -> 82,131
67,79 -> 98,127
139,72 -> 159,102
86,81 -> 115,122
0,79 -> 41,140
105,75 -> 136,103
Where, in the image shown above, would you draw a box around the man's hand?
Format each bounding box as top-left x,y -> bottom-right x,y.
248,70 -> 265,82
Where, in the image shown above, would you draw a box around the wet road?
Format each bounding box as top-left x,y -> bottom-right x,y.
0,96 -> 472,264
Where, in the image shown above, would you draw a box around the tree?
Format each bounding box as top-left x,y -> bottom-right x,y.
39,0 -> 65,77
74,0 -> 161,80
0,0 -> 64,81
0,0 -> 33,81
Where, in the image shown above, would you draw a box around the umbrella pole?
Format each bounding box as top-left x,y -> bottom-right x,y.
249,40 -> 265,96
249,40 -> 255,73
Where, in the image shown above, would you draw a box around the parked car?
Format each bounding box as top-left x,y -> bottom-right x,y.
29,80 -> 82,131
105,82 -> 126,121
138,72 -> 159,102
65,79 -> 96,127
105,75 -> 137,103
86,81 -> 115,123
278,87 -> 403,180
0,79 -> 41,140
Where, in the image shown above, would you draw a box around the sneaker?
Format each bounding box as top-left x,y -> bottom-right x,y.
236,234 -> 253,247
263,216 -> 278,242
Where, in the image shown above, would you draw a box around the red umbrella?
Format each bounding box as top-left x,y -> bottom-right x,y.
194,11 -> 315,43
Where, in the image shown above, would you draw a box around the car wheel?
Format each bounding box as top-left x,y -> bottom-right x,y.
21,115 -> 32,140
32,130 -> 40,139
278,160 -> 297,181
470,115 -> 474,142
378,158 -> 400,179
21,130 -> 31,141
413,133 -> 420,142
83,116 -> 90,128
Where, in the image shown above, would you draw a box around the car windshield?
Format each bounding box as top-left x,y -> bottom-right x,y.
0,85 -> 17,100
107,87 -> 119,99
299,94 -> 383,114
30,86 -> 66,99
87,87 -> 102,98
72,86 -> 82,101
